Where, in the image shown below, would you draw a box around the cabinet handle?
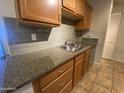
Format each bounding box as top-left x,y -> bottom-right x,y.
58,80 -> 66,86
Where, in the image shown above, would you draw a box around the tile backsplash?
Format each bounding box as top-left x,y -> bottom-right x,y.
4,18 -> 52,45
4,17 -> 77,56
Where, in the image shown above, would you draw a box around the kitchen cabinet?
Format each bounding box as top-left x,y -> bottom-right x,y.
75,2 -> 93,30
41,67 -> 73,93
32,48 -> 93,93
73,53 -> 85,86
32,60 -> 74,93
62,0 -> 85,20
83,49 -> 91,74
63,0 -> 76,13
76,0 -> 85,16
15,0 -> 61,27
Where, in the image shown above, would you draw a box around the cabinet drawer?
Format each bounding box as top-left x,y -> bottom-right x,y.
58,60 -> 74,75
41,67 -> 73,93
75,53 -> 85,63
60,80 -> 72,93
40,60 -> 74,88
58,67 -> 73,91
41,77 -> 60,93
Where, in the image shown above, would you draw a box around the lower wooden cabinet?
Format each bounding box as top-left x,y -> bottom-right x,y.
73,53 -> 85,87
73,59 -> 83,86
83,49 -> 91,74
33,60 -> 74,93
32,48 -> 92,93
41,67 -> 73,93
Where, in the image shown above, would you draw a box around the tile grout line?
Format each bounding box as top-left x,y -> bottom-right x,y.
88,63 -> 102,93
79,65 -> 100,93
93,61 -> 113,92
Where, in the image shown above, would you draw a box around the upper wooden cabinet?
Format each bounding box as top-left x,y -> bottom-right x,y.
76,0 -> 85,16
75,2 -> 93,30
15,0 -> 61,27
62,0 -> 85,20
63,0 -> 76,13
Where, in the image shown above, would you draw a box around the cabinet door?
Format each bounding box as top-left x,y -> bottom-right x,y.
86,49 -> 91,70
83,49 -> 91,74
63,0 -> 76,12
84,3 -> 92,29
73,60 -> 83,86
76,0 -> 85,16
16,0 -> 61,25
75,2 -> 93,30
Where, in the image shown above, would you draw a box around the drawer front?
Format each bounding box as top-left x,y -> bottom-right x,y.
58,60 -> 74,75
60,80 -> 72,93
75,53 -> 85,63
40,60 -> 74,88
41,77 -> 59,93
41,67 -> 73,93
40,68 -> 59,88
58,67 -> 73,91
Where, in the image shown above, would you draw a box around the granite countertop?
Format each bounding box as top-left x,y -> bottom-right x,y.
0,38 -> 98,93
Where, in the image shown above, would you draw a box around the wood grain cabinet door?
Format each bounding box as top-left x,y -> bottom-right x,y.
85,3 -> 92,29
83,49 -> 91,74
73,59 -> 83,86
63,0 -> 76,12
76,0 -> 85,16
75,2 -> 93,30
16,0 -> 61,25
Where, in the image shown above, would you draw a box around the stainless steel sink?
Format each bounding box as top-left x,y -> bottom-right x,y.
61,43 -> 87,52
61,39 -> 88,52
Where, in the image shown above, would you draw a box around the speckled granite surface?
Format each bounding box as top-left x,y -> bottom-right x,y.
81,38 -> 98,46
0,38 -> 98,93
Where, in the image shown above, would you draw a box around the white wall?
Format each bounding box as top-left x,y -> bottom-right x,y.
82,0 -> 113,63
111,2 -> 124,62
0,0 -> 16,17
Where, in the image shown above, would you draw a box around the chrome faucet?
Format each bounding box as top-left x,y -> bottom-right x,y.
65,39 -> 75,45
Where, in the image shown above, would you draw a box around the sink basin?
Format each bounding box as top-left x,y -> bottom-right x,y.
61,43 -> 87,52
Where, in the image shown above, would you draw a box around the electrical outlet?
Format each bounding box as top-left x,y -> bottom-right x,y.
31,34 -> 37,41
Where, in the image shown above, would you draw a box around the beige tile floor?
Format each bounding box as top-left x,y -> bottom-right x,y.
71,59 -> 124,93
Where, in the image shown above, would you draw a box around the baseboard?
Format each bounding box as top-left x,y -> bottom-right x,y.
102,57 -> 124,63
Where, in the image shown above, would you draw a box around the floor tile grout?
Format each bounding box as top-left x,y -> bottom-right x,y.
71,59 -> 124,93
